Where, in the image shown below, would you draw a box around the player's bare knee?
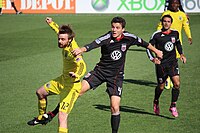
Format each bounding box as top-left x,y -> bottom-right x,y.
174,83 -> 180,89
111,106 -> 120,114
36,87 -> 48,99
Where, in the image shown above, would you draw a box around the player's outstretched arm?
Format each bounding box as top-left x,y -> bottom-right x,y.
147,43 -> 163,59
45,17 -> 59,34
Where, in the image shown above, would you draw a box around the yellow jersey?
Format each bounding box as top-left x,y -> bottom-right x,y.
48,21 -> 86,82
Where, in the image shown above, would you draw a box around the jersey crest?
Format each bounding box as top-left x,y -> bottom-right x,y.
171,37 -> 175,43
121,43 -> 127,52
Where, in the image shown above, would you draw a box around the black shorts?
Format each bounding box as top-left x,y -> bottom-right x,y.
156,61 -> 179,84
83,66 -> 124,97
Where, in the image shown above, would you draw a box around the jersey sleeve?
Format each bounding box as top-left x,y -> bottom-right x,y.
182,13 -> 192,39
175,31 -> 183,55
146,34 -> 156,61
84,32 -> 110,52
48,21 -> 59,34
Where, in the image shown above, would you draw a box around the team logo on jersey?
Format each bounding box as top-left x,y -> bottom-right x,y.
179,16 -> 182,20
121,43 -> 127,52
164,41 -> 174,52
111,50 -> 122,60
171,37 -> 176,43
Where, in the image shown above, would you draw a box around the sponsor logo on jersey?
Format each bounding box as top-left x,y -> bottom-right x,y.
111,50 -> 122,60
164,41 -> 174,52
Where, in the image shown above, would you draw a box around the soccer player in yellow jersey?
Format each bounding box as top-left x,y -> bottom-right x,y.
27,17 -> 86,133
157,0 -> 192,89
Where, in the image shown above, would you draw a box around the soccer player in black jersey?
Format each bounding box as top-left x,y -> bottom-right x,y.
43,16 -> 163,133
72,17 -> 162,133
147,15 -> 186,117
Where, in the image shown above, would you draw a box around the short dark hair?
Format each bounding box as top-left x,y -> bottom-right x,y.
59,25 -> 75,40
111,16 -> 126,28
161,14 -> 173,23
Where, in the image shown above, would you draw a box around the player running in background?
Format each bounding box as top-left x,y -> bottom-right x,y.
147,15 -> 186,117
158,0 -> 192,89
42,16 -> 163,133
27,17 -> 86,133
0,0 -> 22,15
10,0 -> 22,14
164,0 -> 190,20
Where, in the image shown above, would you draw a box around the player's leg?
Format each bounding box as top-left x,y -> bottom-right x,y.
168,61 -> 180,117
58,82 -> 81,133
10,0 -> 22,14
110,96 -> 121,133
153,64 -> 167,115
79,79 -> 91,96
27,86 -> 49,125
169,75 -> 180,117
27,78 -> 61,126
42,79 -> 91,123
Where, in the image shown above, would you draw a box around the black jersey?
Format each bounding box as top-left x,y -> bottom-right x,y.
147,29 -> 183,64
84,31 -> 149,75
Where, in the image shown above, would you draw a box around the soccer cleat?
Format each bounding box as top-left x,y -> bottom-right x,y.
153,102 -> 160,115
16,11 -> 22,15
27,113 -> 53,126
169,107 -> 178,117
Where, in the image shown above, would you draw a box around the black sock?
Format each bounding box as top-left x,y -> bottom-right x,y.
51,104 -> 59,117
171,88 -> 180,106
0,8 -> 2,13
154,86 -> 163,102
11,2 -> 18,12
111,114 -> 120,133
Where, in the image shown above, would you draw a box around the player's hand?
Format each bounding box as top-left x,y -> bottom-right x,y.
72,48 -> 83,56
152,58 -> 161,64
156,50 -> 163,59
180,54 -> 186,64
46,17 -> 52,24
69,72 -> 77,78
188,38 -> 192,45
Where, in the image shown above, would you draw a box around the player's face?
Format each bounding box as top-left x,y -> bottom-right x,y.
58,34 -> 70,48
111,22 -> 125,39
162,17 -> 172,30
171,0 -> 180,12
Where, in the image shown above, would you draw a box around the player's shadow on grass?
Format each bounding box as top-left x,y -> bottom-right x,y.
93,104 -> 175,120
124,79 -> 157,87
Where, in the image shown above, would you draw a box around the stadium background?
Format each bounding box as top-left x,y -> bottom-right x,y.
2,0 -> 200,14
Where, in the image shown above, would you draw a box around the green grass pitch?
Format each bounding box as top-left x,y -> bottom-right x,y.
0,13 -> 199,133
